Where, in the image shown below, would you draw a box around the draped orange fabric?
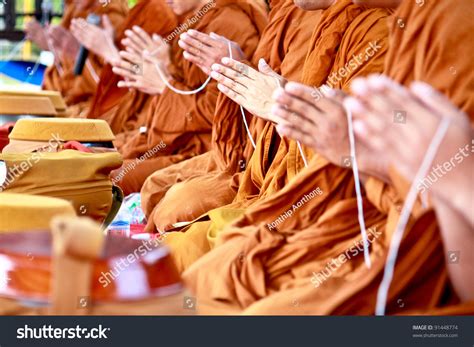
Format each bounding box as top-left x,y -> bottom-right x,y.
159,0 -> 389,274
180,1 -> 395,312
183,0 -> 474,315
113,0 -> 268,196
42,0 -> 128,107
85,0 -> 178,132
141,0 -> 321,231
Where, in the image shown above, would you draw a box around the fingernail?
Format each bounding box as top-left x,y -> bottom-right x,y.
221,57 -> 230,64
343,97 -> 365,114
410,81 -> 435,96
188,29 -> 197,35
211,71 -> 220,79
212,64 -> 221,71
350,78 -> 369,96
367,74 -> 386,90
271,104 -> 280,114
353,120 -> 367,136
272,87 -> 285,100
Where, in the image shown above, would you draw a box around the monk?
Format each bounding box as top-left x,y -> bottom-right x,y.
141,0 -> 320,232
349,77 -> 473,301
69,0 -> 178,123
154,0 -> 390,274
183,0 -> 474,315
39,0 -> 129,107
109,0 -> 268,196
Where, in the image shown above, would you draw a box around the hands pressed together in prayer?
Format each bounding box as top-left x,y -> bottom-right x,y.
179,29 -> 246,75
210,58 -> 285,122
111,26 -> 171,95
25,20 -> 49,51
268,74 -> 472,218
345,76 -> 473,219
71,15 -> 119,64
47,24 -> 81,61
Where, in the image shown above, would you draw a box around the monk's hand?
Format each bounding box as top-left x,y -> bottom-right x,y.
211,58 -> 285,121
47,25 -> 80,60
346,75 -> 473,195
122,26 -> 170,62
179,30 -> 245,75
25,20 -> 49,51
112,50 -> 167,95
271,82 -> 354,164
70,15 -> 119,64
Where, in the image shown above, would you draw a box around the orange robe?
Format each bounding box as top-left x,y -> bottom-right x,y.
141,0 -> 321,231
85,0 -> 178,130
160,0 -> 389,274
113,0 -> 268,196
184,0 -> 474,314
42,0 -> 128,107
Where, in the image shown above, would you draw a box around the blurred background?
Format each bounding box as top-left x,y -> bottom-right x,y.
0,0 -> 137,87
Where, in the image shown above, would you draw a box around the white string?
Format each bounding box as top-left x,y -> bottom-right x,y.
297,140 -> 309,168
272,70 -> 308,167
375,116 -> 451,316
86,59 -> 100,84
226,41 -> 257,150
24,55 -> 42,84
346,105 -> 371,269
46,38 -> 64,76
0,39 -> 27,71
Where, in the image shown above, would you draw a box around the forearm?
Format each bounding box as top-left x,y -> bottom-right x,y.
432,195 -> 474,301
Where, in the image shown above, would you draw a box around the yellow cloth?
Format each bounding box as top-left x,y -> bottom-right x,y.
8,118 -> 115,142
0,150 -> 122,222
0,193 -> 75,232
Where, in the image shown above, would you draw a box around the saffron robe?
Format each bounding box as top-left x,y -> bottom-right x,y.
113,0 -> 268,196
141,0 -> 320,231
183,0 -> 474,314
84,0 -> 178,128
42,0 -> 128,108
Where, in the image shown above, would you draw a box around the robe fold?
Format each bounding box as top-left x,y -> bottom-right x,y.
164,0 -> 390,274
141,0 -> 321,233
183,0 -> 474,315
84,0 -> 178,129
42,0 -> 129,107
113,0 -> 268,196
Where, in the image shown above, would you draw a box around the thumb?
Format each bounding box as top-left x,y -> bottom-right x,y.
210,32 -> 228,43
258,58 -> 275,76
102,15 -> 113,30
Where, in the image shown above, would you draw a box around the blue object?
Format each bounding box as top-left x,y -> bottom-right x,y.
0,59 -> 46,85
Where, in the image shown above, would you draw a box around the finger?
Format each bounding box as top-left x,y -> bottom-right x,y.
350,78 -> 400,128
178,37 -> 203,57
271,102 -> 317,130
188,29 -> 219,48
272,88 -> 320,126
211,70 -> 248,95
125,45 -> 142,57
217,83 -> 247,106
183,50 -> 204,67
344,96 -> 387,150
220,58 -> 253,79
117,79 -> 140,89
112,65 -> 138,80
124,30 -> 147,51
410,81 -> 466,124
119,50 -> 142,66
181,32 -> 212,52
211,63 -> 251,86
132,26 -> 153,46
276,123 -> 317,149
122,37 -> 143,55
102,15 -> 113,31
